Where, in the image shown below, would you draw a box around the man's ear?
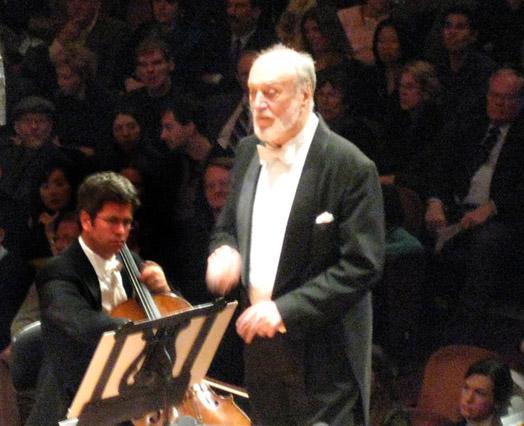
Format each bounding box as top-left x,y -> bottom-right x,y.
79,210 -> 92,232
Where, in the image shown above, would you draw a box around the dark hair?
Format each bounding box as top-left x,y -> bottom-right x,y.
110,102 -> 145,135
316,68 -> 351,104
136,36 -> 173,62
300,6 -> 351,58
162,96 -> 208,137
31,158 -> 79,217
372,18 -> 416,68
441,4 -> 479,32
77,172 -> 140,219
465,359 -> 513,408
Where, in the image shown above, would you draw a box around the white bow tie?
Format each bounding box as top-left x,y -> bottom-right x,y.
105,257 -> 122,275
257,143 -> 296,167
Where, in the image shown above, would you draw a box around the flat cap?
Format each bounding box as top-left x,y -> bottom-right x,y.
12,96 -> 55,121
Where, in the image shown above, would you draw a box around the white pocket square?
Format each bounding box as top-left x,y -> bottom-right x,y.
315,211 -> 334,224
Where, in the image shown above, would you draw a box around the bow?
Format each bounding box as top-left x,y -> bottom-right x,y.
256,143 -> 296,167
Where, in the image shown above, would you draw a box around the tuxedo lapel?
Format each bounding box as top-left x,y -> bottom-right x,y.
67,241 -> 103,307
273,120 -> 329,296
237,151 -> 261,284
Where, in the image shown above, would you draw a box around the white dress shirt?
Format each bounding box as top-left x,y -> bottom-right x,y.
78,236 -> 128,313
463,123 -> 509,206
249,112 -> 319,304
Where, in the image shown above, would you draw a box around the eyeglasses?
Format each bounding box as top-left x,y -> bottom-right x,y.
96,216 -> 134,230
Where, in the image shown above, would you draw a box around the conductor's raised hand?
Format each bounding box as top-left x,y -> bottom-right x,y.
206,245 -> 242,295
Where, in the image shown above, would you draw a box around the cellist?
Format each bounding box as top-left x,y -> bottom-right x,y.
33,171 -> 171,426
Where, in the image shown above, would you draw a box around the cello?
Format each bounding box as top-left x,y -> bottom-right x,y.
111,243 -> 251,426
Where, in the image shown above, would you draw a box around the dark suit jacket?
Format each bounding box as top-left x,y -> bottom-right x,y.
35,240 -> 135,417
431,113 -> 524,227
210,117 -> 385,425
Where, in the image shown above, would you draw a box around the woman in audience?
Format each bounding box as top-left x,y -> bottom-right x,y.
315,69 -> 382,163
458,359 -> 513,426
337,0 -> 390,65
378,60 -> 443,199
300,6 -> 360,81
50,43 -> 115,159
25,159 -> 79,265
96,103 -> 162,175
354,18 -> 416,122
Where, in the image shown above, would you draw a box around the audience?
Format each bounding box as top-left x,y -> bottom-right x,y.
25,159 -> 79,265
458,359 -> 513,426
430,4 -> 497,121
50,43 -> 115,159
426,67 -> 524,345
379,60 -> 443,198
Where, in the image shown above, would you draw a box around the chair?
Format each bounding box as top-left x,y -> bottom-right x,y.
396,186 -> 424,238
10,321 -> 43,391
410,345 -> 500,426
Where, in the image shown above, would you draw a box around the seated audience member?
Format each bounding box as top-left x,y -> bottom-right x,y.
34,171 -> 171,426
425,68 -> 524,344
354,18 -> 416,123
300,6 -> 359,80
458,359 -> 513,426
337,0 -> 389,65
95,104 -> 162,175
314,69 -> 382,163
0,96 -> 67,227
430,4 -> 497,121
25,159 -> 80,265
370,346 -> 412,426
11,212 -> 80,339
128,0 -> 218,94
275,0 -> 316,50
379,60 -> 443,198
207,50 -> 257,154
50,43 -> 115,158
22,0 -> 132,95
202,157 -> 234,222
214,0 -> 276,88
122,37 -> 182,145
154,97 -> 227,297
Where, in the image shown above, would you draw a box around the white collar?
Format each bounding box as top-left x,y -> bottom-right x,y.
78,236 -> 121,278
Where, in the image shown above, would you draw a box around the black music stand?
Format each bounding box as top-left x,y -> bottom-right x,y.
60,299 -> 237,426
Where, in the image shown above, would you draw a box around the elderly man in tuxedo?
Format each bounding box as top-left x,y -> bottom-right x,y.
206,44 -> 385,426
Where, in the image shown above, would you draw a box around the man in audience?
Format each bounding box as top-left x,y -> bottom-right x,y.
154,97 -> 226,300
207,50 -> 257,154
217,0 -> 276,85
0,96 -> 66,240
433,4 -> 497,120
123,37 -> 182,145
426,67 -> 524,343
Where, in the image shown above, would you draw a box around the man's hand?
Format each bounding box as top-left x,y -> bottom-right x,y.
206,245 -> 241,295
236,301 -> 285,344
140,261 -> 170,294
425,200 -> 447,232
460,201 -> 496,230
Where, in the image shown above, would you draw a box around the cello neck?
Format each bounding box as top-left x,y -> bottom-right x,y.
119,243 -> 161,320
